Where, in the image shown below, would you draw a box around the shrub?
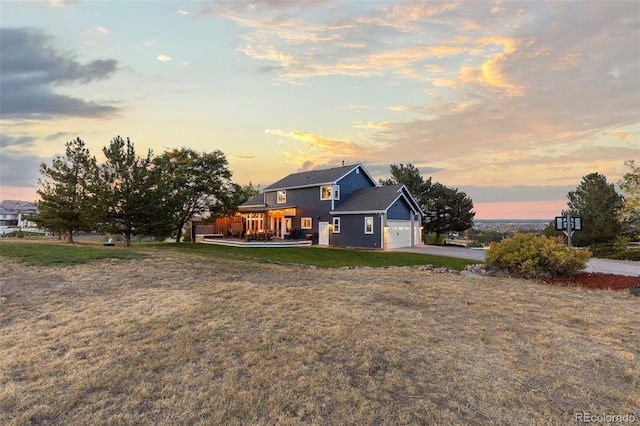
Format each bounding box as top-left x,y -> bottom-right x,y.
424,233 -> 445,245
486,233 -> 591,279
613,236 -> 631,253
590,242 -> 617,258
467,240 -> 484,248
609,249 -> 640,261
590,237 -> 640,260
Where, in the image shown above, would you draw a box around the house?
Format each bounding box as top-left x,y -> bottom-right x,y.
238,163 -> 423,250
0,200 -> 39,235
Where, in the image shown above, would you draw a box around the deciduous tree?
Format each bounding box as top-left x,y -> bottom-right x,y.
153,148 -> 232,242
217,182 -> 260,218
618,160 -> 640,236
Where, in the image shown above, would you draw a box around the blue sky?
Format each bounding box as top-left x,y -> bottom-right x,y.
1,0 -> 638,219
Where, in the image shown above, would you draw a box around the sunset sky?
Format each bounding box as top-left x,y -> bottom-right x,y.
1,1 -> 638,219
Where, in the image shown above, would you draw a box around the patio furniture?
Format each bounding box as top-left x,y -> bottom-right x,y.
230,222 -> 242,238
244,230 -> 273,241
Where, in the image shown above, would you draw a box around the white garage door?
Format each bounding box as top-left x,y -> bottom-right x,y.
386,220 -> 411,249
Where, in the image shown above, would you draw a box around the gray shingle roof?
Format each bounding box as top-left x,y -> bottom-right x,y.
237,164 -> 422,216
332,184 -> 408,213
264,164 -> 365,190
238,193 -> 266,211
242,193 -> 265,206
0,200 -> 38,212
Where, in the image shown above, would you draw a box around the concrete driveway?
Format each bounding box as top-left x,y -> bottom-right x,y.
394,245 -> 640,277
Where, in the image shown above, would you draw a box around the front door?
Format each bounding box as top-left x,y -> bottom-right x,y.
318,222 -> 329,246
284,218 -> 292,238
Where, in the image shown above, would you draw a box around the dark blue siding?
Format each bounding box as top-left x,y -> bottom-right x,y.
265,187 -> 331,235
291,187 -> 331,234
334,166 -> 376,209
387,197 -> 412,220
265,191 -> 277,205
330,214 -> 382,249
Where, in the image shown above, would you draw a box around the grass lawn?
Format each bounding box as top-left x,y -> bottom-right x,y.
0,240 -> 469,270
154,242 -> 471,269
0,240 -> 146,266
1,243 -> 638,425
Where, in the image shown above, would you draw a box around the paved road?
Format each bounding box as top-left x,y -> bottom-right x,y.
395,245 -> 640,277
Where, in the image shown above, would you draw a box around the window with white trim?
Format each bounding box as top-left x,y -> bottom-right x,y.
332,217 -> 340,233
321,185 -> 331,200
277,190 -> 286,204
246,214 -> 264,232
320,185 -> 340,200
301,217 -> 312,229
364,217 -> 373,234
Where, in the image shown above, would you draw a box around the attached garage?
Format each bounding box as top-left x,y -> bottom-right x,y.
386,220 -> 412,249
329,184 -> 423,250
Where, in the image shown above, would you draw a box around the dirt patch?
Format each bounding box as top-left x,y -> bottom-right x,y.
543,272 -> 640,291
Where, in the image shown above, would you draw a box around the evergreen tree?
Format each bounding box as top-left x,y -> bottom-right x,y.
564,172 -> 623,246
153,148 -> 232,242
444,185 -> 476,233
379,163 -> 432,203
34,138 -> 97,242
381,163 -> 475,244
94,136 -> 160,247
423,183 -> 475,243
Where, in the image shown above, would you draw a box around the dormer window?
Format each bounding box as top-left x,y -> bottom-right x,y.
321,185 -> 340,200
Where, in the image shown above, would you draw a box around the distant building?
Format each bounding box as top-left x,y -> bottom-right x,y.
0,200 -> 39,234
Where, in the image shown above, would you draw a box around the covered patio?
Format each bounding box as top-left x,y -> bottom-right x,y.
192,207 -> 314,247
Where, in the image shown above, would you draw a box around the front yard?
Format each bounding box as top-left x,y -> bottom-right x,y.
0,243 -> 638,424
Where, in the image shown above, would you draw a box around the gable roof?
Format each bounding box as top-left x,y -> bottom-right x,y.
242,193 -> 265,207
0,200 -> 38,212
263,163 -> 375,191
331,184 -> 423,216
239,193 -> 266,212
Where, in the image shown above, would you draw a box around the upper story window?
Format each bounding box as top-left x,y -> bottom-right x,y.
277,190 -> 286,204
321,185 -> 340,200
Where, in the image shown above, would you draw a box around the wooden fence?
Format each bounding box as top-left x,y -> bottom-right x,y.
191,216 -> 243,241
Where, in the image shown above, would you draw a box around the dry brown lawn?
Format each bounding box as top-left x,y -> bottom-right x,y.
1,247 -> 639,425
